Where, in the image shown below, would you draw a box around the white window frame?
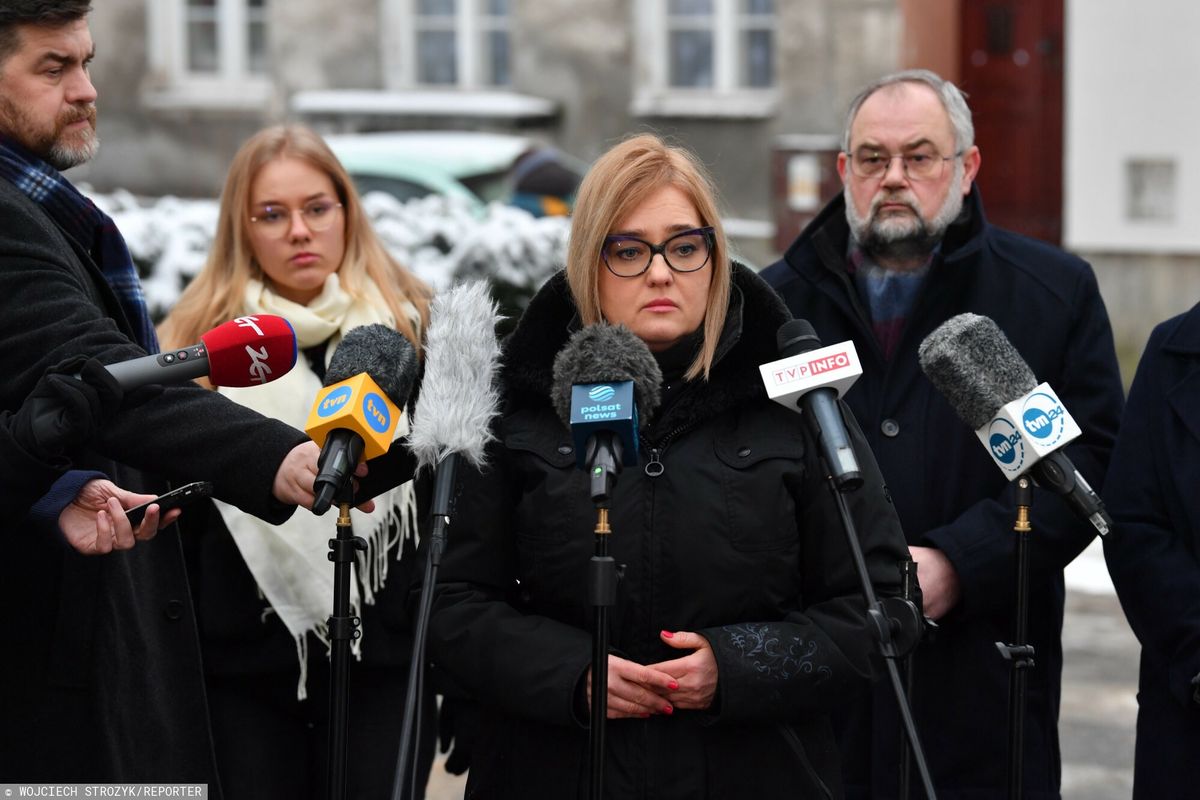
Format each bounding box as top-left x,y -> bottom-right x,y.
145,0 -> 270,109
632,0 -> 778,118
382,0 -> 512,90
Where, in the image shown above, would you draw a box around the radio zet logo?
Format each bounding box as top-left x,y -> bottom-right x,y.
1021,392 -> 1067,445
588,385 -> 616,403
363,393 -> 391,433
987,418 -> 1025,472
318,385 -> 353,417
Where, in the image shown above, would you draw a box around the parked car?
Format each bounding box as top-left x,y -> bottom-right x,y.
323,130 -> 584,217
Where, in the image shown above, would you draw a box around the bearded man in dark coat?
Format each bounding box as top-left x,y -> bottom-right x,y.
761,69 -> 1125,799
0,1 -> 320,788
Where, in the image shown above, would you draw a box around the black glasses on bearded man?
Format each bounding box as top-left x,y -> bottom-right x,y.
846,145 -> 964,181
601,226 -> 715,278
250,199 -> 343,236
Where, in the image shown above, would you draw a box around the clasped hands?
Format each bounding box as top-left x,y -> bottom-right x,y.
586,630 -> 718,719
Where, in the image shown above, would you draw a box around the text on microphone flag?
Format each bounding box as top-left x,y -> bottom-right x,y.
568,381 -> 639,468
234,315 -> 266,337
974,381 -> 1082,479
758,339 -> 863,406
304,372 -> 400,460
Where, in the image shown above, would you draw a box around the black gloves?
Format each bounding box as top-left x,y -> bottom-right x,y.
10,358 -> 123,464
437,696 -> 479,776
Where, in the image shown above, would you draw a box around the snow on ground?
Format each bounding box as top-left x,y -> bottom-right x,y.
1065,537 -> 1115,596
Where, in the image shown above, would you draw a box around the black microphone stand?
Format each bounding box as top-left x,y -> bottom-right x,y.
995,475 -> 1035,800
391,453 -> 458,800
825,481 -> 937,800
327,487 -> 366,800
585,433 -> 623,800
896,556 -> 919,800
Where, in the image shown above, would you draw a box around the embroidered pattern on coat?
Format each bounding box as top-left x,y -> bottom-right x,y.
723,623 -> 832,682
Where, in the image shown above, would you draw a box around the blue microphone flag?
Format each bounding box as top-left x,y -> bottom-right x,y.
568,381 -> 639,469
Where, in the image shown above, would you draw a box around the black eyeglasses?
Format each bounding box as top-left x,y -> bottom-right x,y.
601,226 -> 715,278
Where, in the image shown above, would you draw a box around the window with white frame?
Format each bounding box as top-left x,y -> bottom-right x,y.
145,0 -> 270,107
634,0 -> 777,117
385,0 -> 512,89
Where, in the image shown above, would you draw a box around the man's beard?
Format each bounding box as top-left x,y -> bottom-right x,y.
845,161 -> 965,267
0,97 -> 98,170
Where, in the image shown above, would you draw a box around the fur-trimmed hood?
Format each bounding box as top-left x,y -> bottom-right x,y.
499,262 -> 792,440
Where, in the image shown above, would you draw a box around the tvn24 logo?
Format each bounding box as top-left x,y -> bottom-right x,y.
1020,392 -> 1068,446
987,417 -> 1026,474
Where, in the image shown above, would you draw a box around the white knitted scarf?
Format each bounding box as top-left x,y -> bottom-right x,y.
213,274 -> 418,698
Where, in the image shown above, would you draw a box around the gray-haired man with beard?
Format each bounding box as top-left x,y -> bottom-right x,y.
0,1 -> 322,787
761,70 -> 1124,799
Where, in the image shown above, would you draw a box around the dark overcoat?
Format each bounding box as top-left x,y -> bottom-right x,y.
1103,303 -> 1200,799
760,189 -> 1124,799
0,177 -> 306,787
427,266 -> 912,799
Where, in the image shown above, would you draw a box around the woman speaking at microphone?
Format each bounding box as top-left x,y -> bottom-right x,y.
158,125 -> 434,799
427,133 -> 911,798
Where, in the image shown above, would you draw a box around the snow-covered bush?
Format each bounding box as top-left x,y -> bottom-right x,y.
86,187 -> 570,326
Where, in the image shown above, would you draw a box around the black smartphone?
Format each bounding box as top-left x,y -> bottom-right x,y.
124,481 -> 213,527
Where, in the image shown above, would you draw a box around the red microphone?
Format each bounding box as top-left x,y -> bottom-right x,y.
104,315 -> 298,389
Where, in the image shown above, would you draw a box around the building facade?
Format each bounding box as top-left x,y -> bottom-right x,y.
77,0 -> 903,266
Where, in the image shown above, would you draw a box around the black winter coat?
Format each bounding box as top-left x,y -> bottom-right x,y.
1103,303 -> 1200,799
760,189 -> 1124,799
427,265 -> 911,799
0,176 -> 306,787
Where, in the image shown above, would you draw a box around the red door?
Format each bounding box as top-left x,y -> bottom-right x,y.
959,0 -> 1064,244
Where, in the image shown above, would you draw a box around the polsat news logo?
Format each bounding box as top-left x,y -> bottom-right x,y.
771,349 -> 853,385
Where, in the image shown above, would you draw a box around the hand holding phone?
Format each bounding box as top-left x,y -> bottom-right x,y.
125,481 -> 213,527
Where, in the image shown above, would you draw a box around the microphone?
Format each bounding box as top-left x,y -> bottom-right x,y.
759,319 -> 864,491
550,324 -> 662,504
103,314 -> 298,389
408,281 -> 502,549
391,281 -> 501,800
917,312 -> 1112,535
305,325 -> 419,515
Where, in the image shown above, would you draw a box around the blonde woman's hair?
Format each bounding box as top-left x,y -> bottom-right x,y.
158,125 -> 431,362
566,133 -> 730,381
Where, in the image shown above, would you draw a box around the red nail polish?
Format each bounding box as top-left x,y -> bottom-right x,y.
668,680 -> 679,690
661,630 -> 674,639
662,705 -> 673,715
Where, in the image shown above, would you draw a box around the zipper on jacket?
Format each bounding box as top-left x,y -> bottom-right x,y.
640,423 -> 693,478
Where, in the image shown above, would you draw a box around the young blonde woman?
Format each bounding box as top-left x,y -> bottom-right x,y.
159,125 -> 433,800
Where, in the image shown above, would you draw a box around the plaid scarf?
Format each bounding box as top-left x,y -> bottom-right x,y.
846,243 -> 936,361
0,135 -> 158,353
